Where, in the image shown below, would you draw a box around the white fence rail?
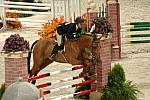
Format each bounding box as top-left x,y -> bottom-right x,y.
0,0 -> 81,30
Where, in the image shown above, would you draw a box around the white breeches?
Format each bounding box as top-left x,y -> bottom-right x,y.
56,32 -> 62,46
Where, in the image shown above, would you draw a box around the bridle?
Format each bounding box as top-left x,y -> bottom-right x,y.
82,36 -> 99,68
90,40 -> 99,68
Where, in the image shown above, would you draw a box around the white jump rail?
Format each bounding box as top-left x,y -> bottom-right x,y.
4,1 -> 51,6
0,18 -> 48,23
0,0 -> 81,29
0,4 -> 50,10
6,9 -> 52,15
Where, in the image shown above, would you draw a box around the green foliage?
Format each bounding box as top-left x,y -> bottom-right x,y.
0,84 -> 5,100
9,0 -> 34,3
108,63 -> 126,86
102,81 -> 139,100
23,0 -> 34,3
18,13 -> 32,18
9,0 -> 19,2
81,28 -> 87,34
74,63 -> 95,99
101,63 -> 139,100
9,0 -> 35,18
75,84 -> 91,99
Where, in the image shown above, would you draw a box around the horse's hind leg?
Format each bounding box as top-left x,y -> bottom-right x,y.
30,58 -> 53,84
30,66 -> 40,84
30,75 -> 37,84
29,60 -> 42,84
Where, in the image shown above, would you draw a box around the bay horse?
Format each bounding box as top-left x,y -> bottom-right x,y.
28,34 -> 101,84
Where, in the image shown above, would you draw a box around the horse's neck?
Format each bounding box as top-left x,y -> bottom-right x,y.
55,35 -> 93,65
64,34 -> 93,50
77,34 -> 93,49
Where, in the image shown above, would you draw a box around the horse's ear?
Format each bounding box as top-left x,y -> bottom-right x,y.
96,34 -> 103,40
92,34 -> 102,41
94,34 -> 109,41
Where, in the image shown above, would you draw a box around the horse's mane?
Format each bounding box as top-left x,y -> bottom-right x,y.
80,33 -> 93,37
79,34 -> 94,40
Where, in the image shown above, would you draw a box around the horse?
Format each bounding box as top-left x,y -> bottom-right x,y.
28,34 -> 101,84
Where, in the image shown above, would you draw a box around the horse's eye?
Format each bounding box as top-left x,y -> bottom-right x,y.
92,44 -> 97,49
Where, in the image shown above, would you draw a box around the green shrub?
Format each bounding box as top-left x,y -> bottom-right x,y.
102,81 -> 139,100
101,63 -> 139,100
108,63 -> 126,86
23,0 -> 34,3
9,0 -> 34,18
0,84 -> 5,100
74,63 -> 95,99
9,0 -> 34,3
75,84 -> 91,99
17,9 -> 33,18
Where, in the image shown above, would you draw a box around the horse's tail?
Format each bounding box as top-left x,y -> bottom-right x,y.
28,40 -> 38,76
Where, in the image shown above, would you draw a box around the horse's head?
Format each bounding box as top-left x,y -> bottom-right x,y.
81,35 -> 101,65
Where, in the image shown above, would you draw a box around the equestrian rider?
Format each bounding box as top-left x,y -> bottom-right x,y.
56,16 -> 85,51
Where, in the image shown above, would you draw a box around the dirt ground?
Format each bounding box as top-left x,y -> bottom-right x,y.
0,0 -> 150,99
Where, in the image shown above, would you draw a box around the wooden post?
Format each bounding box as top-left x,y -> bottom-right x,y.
76,0 -> 81,17
51,0 -> 55,19
65,0 -> 70,22
1,0 -> 7,30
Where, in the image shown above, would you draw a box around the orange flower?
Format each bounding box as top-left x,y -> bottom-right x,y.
39,16 -> 64,40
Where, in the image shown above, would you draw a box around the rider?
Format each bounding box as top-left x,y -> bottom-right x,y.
56,16 -> 84,51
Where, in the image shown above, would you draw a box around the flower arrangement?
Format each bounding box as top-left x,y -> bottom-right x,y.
90,17 -> 113,37
3,34 -> 29,52
38,16 -> 64,40
82,14 -> 88,28
80,14 -> 88,34
6,12 -> 22,29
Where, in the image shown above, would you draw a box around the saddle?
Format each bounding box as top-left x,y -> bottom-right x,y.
49,23 -> 81,61
49,33 -> 80,61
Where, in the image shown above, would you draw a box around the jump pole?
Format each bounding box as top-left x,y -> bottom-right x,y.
129,40 -> 150,44
28,63 -> 93,81
47,88 -> 96,100
40,79 -> 96,93
128,34 -> 150,38
126,22 -> 150,25
126,27 -> 150,32
36,73 -> 90,88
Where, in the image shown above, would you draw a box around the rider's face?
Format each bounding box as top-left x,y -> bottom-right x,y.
77,23 -> 84,28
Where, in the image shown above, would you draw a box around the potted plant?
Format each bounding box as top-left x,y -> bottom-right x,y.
101,64 -> 140,100
90,17 -> 113,39
2,34 -> 29,55
0,13 -> 22,30
2,34 -> 30,87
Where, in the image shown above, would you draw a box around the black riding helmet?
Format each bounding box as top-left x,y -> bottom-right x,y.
75,17 -> 84,24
